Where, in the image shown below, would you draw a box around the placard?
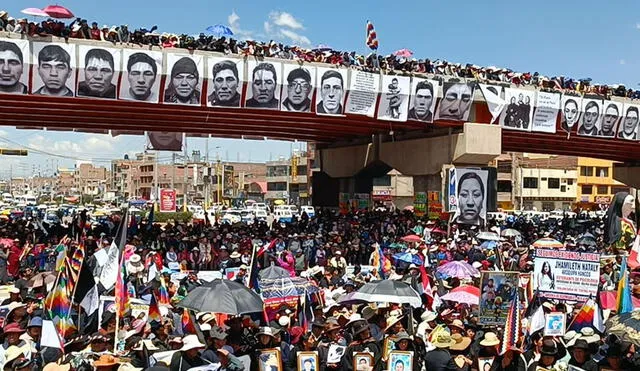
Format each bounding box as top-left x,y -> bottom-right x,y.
479,271 -> 519,326
327,344 -> 346,363
280,64 -> 315,112
414,192 -> 427,217
0,38 -> 30,95
31,42 -> 76,97
246,60 -> 282,110
577,99 -> 603,137
618,104 -> 640,140
206,56 -> 244,108
450,168 -> 489,226
534,249 -> 600,301
435,82 -> 475,122
531,91 -> 560,133
77,45 -> 122,99
500,88 -> 536,131
316,67 -> 348,116
560,95 -> 582,134
409,78 -> 440,123
599,101 -> 622,138
159,189 -> 177,212
344,70 -> 380,117
544,312 -> 566,337
377,75 -> 411,122
120,49 -> 163,103
163,53 -> 204,105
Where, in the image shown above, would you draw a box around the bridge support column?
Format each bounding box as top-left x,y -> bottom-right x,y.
613,163 -> 640,189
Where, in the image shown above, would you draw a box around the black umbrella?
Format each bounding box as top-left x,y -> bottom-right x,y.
259,265 -> 291,280
576,233 -> 597,248
177,279 -> 264,315
351,280 -> 422,307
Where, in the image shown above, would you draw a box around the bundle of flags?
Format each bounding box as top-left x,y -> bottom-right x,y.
115,245 -> 135,319
501,291 -> 521,354
43,256 -> 75,339
158,276 -> 170,305
365,20 -> 378,50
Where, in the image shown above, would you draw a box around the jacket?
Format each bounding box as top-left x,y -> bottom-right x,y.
423,348 -> 458,371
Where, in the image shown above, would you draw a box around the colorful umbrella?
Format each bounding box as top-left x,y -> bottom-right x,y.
605,309 -> 640,346
43,5 -> 74,19
401,234 -> 422,243
440,285 -> 480,305
501,228 -> 521,238
206,24 -> 233,37
532,238 -> 564,249
352,280 -> 422,307
393,252 -> 423,265
393,48 -> 413,58
476,231 -> 500,241
437,261 -> 480,279
21,8 -> 49,17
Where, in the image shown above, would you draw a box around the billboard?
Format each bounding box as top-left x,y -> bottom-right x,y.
159,189 -> 177,212
534,249 -> 600,302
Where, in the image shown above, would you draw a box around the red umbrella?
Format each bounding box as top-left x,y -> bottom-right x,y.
393,48 -> 414,58
43,5 -> 74,19
401,234 -> 422,243
441,285 -> 480,305
431,228 -> 447,235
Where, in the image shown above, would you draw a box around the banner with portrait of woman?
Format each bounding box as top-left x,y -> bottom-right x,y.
163,53 -> 204,106
376,75 -> 411,122
576,98 -> 603,137
408,78 -> 440,123
499,88 -> 536,132
449,168 -> 489,226
598,100 -> 622,138
30,42 -> 76,97
316,67 -> 349,116
281,63 -> 316,113
435,81 -> 475,122
0,38 -> 30,95
559,94 -> 582,134
119,49 -> 163,104
206,56 -> 244,108
618,103 -> 640,140
77,45 -> 122,100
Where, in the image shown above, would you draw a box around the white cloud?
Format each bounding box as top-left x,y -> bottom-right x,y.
620,59 -> 626,65
264,21 -> 272,34
27,134 -> 118,159
228,11 -> 240,28
279,29 -> 311,46
227,10 -> 253,40
636,22 -> 640,29
269,11 -> 304,30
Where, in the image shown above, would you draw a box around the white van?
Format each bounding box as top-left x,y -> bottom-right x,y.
300,205 -> 315,218
2,193 -> 13,204
274,209 -> 293,223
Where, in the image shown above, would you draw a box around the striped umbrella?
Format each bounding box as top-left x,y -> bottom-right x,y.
532,238 -> 564,249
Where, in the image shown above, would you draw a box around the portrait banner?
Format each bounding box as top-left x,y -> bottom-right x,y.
478,84 -> 505,124
206,56 -> 244,108
316,67 -> 349,116
544,312 -> 566,337
560,95 -> 582,134
163,53 -> 204,106
478,358 -> 495,371
450,168 -> 488,226
435,81 -> 475,122
31,42 -> 76,97
408,78 -> 440,123
499,88 -> 536,131
447,167 -> 457,213
479,271 -> 519,326
577,98 -> 603,137
534,249 -> 600,301
245,60 -> 282,110
147,132 -> 183,152
531,91 -> 561,133
387,351 -> 413,371
377,75 -> 411,122
344,70 -> 380,117
77,45 -> 122,99
159,188 -> 177,212
353,352 -> 374,371
618,103 -> 640,140
281,63 -> 316,113
120,49 -> 163,103
297,351 -> 319,371
599,100 -> 622,138
0,38 -> 30,95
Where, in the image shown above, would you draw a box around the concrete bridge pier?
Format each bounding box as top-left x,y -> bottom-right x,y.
613,163 -> 640,190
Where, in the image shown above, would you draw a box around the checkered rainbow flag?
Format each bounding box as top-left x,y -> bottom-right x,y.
365,20 -> 378,50
500,291 -> 521,354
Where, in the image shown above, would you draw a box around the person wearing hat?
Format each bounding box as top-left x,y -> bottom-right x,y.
423,332 -> 457,371
567,339 -> 598,371
448,319 -> 465,335
129,339 -> 159,368
2,345 -> 26,371
527,339 -> 562,371
202,326 -> 233,364
169,334 -> 206,371
598,340 -> 634,371
234,264 -> 248,285
20,317 -> 42,353
285,330 -> 315,371
342,320 -> 381,371
255,327 -> 278,350
0,287 -> 20,306
392,331 -> 423,371
149,320 -> 170,352
310,318 -> 325,345
11,357 -> 33,371
385,310 -> 405,335
85,333 -> 111,354
316,319 -> 345,369
163,56 -> 201,105
93,354 -> 120,371
478,332 -> 501,357
448,333 -> 473,371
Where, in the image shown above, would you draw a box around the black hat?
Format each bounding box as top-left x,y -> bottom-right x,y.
541,340 -> 558,356
352,321 -> 369,336
287,68 -> 311,84
311,318 -> 325,328
569,339 -> 590,351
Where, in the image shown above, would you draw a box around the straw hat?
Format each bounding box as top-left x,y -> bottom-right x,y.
385,313 -> 404,332
3,345 -> 25,365
180,335 -> 205,351
448,319 -> 465,331
94,354 -> 119,367
432,332 -> 456,348
579,327 -> 600,344
479,332 -> 500,347
450,333 -> 472,351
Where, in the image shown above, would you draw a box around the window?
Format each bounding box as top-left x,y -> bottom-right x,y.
523,177 -> 538,189
597,185 -> 608,194
582,185 -> 593,195
497,180 -> 512,193
611,186 -> 630,194
266,182 -> 287,191
596,167 -> 609,177
542,202 -> 555,211
560,185 -> 566,192
373,176 -> 391,187
580,167 -> 594,176
567,179 -> 574,185
548,178 -> 560,189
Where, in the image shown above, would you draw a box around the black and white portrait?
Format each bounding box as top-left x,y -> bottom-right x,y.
499,88 -> 536,131
408,78 -> 439,123
245,60 -> 282,109
281,64 -> 315,112
316,67 -> 348,115
435,81 -> 475,122
377,75 -> 410,122
618,104 -> 639,140
207,57 -> 244,108
577,99 -> 602,137
77,46 -> 121,99
560,95 -> 581,134
599,101 -> 622,138
452,168 -> 488,226
120,50 -> 162,103
163,53 -> 203,106
31,42 -> 75,97
0,38 -> 29,95
147,132 -> 183,152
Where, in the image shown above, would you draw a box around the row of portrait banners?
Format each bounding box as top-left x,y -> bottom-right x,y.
2,38 -> 640,148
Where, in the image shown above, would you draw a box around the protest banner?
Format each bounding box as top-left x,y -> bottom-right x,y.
544,312 -> 566,337
414,192 -> 427,217
479,271 -> 519,326
263,296 -> 299,323
534,249 -> 600,301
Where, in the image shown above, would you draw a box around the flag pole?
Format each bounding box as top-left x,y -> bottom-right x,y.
113,211 -> 129,354
246,243 -> 257,288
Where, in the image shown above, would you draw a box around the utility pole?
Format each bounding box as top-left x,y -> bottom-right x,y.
153,151 -> 159,204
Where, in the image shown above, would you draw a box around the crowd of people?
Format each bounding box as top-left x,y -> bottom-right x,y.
0,203 -> 636,371
1,10 -> 639,100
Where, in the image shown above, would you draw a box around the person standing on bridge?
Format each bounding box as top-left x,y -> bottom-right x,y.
0,40 -> 27,94
246,62 -> 280,109
33,44 -> 74,97
618,105 -> 639,140
77,48 -> 117,99
208,60 -> 241,107
281,67 -> 312,112
164,56 -> 202,105
316,70 -> 344,115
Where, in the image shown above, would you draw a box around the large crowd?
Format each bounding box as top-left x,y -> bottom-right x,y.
1,10 -> 639,100
0,202 -> 635,371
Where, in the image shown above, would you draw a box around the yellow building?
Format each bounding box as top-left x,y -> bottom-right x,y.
576,157 -> 630,209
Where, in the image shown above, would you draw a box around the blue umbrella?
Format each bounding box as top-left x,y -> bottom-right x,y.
479,240 -> 497,250
206,24 -> 233,37
393,252 -> 423,265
